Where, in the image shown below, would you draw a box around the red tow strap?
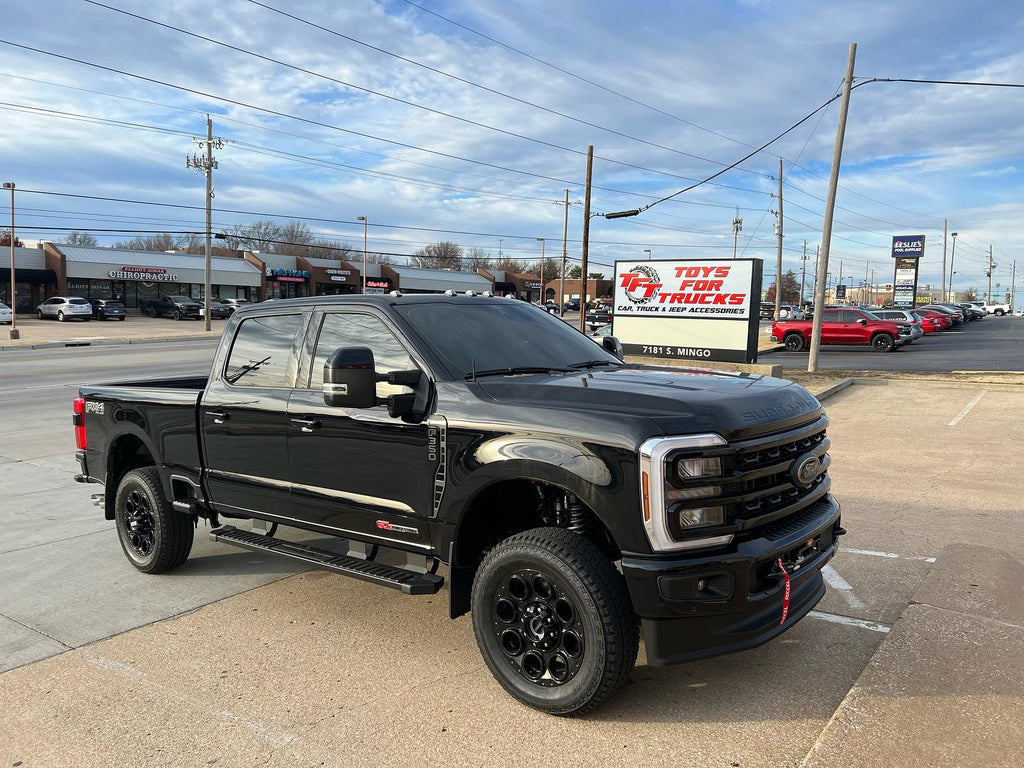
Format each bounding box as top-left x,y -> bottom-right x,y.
776,558 -> 791,625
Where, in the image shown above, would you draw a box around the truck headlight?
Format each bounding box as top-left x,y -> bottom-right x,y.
675,456 -> 721,480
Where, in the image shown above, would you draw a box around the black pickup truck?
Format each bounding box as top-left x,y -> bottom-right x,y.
73,293 -> 842,715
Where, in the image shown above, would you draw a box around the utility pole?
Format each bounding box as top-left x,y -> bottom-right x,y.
1011,260 -> 1017,311
809,42 -> 857,373
3,181 -> 16,340
579,144 -> 594,333
942,219 -> 948,302
732,206 -> 743,258
553,188 -> 579,310
774,157 -> 783,321
864,261 -> 869,305
536,237 -> 545,303
870,269 -> 875,306
186,115 -> 223,332
498,238 -> 503,261
800,240 -> 808,308
986,244 -> 995,304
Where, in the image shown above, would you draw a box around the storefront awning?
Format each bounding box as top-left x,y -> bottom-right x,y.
0,268 -> 57,285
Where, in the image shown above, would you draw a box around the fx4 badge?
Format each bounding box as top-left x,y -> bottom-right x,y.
376,520 -> 419,535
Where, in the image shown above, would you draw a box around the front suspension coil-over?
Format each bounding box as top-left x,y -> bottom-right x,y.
565,494 -> 592,537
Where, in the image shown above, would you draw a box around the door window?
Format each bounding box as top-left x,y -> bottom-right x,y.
225,314 -> 303,388
308,312 -> 414,397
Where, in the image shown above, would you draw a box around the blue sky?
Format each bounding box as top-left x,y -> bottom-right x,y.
1,0 -> 1022,298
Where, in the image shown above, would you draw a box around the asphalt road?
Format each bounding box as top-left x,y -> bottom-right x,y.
764,314 -> 1024,371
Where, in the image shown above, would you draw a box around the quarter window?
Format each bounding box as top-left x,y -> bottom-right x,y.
225,314 -> 302,388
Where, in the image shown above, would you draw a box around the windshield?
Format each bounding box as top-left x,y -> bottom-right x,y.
69,298 -> 90,305
396,300 -> 620,379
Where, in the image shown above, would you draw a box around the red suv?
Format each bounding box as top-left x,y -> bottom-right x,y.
771,307 -> 911,352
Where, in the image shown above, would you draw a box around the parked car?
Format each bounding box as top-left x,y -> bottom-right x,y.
0,301 -> 11,324
917,305 -> 964,325
871,309 -> 924,340
771,307 -> 911,352
217,298 -> 251,313
89,298 -> 127,321
956,302 -> 986,320
36,296 -> 93,322
759,302 -> 775,320
199,301 -> 232,319
148,294 -> 202,320
908,310 -> 946,334
585,301 -> 613,330
562,298 -> 580,313
779,304 -> 804,320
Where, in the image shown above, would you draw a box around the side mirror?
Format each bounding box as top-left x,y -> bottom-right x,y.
857,318 -> 868,325
323,347 -> 377,408
601,335 -> 624,361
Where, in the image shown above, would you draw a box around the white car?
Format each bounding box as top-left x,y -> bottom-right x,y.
36,296 -> 93,321
0,301 -> 11,324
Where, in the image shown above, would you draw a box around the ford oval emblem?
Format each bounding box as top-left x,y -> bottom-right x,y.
792,455 -> 822,487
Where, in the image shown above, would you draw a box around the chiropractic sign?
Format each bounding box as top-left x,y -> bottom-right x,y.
613,259 -> 762,363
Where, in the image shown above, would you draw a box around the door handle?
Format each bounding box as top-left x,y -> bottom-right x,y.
290,417 -> 321,433
206,410 -> 230,424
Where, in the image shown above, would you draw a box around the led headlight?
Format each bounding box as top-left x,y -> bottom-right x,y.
677,506 -> 724,529
675,456 -> 722,480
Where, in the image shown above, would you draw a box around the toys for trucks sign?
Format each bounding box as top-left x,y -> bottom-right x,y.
613,259 -> 762,363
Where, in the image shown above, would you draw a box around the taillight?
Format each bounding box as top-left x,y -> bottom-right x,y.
73,397 -> 87,450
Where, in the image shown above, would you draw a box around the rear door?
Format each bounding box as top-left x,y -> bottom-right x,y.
201,311 -> 306,520
286,309 -> 436,549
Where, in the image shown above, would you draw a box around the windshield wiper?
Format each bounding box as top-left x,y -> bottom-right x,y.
225,356 -> 271,385
567,360 -> 622,369
466,366 -> 575,380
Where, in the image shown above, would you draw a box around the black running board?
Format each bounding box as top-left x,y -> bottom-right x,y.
210,526 -> 444,595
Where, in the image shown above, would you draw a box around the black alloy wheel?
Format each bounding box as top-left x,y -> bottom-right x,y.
471,527 -> 637,716
784,333 -> 806,352
173,309 -> 182,321
114,467 -> 194,573
872,333 -> 895,353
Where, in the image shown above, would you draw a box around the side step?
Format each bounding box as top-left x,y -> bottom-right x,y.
209,526 -> 444,595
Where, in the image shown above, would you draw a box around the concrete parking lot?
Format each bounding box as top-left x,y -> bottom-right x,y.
0,334 -> 1021,766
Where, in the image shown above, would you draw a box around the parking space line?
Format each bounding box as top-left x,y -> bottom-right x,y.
948,390 -> 986,426
822,565 -> 867,611
842,547 -> 937,564
807,610 -> 891,633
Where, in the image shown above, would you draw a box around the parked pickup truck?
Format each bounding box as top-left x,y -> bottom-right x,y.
771,306 -> 912,352
73,293 -> 842,715
981,301 -> 1011,316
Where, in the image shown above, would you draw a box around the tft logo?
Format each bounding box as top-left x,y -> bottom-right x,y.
619,265 -> 662,304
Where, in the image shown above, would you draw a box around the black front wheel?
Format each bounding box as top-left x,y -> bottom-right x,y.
471,527 -> 638,716
872,333 -> 895,352
784,333 -> 806,352
114,467 -> 194,573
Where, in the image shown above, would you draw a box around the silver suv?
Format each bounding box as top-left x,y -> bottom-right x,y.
36,296 -> 93,322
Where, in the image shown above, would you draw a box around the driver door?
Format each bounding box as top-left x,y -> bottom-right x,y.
286,309 -> 436,550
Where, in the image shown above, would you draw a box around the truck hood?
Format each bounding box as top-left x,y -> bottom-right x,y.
476,365 -> 822,440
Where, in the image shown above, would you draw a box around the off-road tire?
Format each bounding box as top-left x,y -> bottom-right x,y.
471,527 -> 638,716
784,333 -> 806,352
871,333 -> 895,353
114,467 -> 194,574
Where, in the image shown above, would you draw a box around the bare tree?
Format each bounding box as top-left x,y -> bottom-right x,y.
412,240 -> 463,270
493,256 -> 529,274
63,231 -> 98,247
367,250 -> 392,265
0,232 -> 24,247
113,233 -> 183,251
304,239 -> 355,261
226,220 -> 283,253
465,246 -> 491,270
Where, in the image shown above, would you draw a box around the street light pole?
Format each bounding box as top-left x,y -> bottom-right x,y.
948,232 -> 958,301
3,182 -> 16,340
357,216 -> 367,293
643,249 -> 652,260
536,237 -> 545,303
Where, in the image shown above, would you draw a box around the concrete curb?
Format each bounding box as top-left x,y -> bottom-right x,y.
0,333 -> 220,352
810,377 -> 855,401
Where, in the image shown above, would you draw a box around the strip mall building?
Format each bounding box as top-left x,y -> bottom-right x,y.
2,243 -> 547,311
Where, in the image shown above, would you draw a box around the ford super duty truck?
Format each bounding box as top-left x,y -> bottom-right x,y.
73,292 -> 842,715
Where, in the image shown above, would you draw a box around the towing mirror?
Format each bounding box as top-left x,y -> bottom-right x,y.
856,318 -> 868,325
601,335 -> 624,361
323,347 -> 378,408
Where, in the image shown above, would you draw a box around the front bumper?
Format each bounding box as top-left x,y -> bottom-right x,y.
621,495 -> 841,665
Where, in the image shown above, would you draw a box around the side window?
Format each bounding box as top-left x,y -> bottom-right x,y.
309,312 -> 414,397
821,310 -> 842,323
224,314 -> 302,388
